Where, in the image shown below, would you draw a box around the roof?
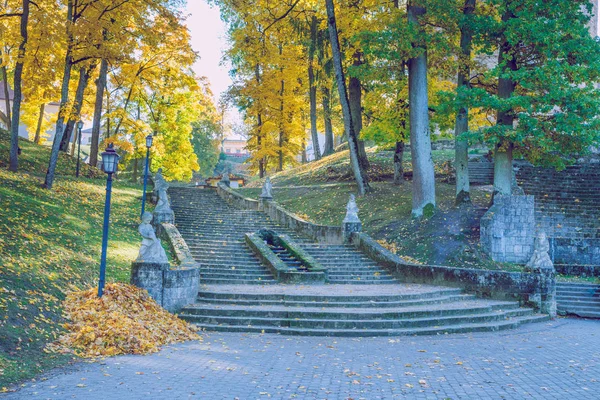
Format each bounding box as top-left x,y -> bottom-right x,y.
0,81 -> 14,101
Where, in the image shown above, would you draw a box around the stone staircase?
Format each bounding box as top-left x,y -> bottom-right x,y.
169,187 -> 396,285
557,282 -> 600,319
169,187 -> 549,336
179,285 -> 548,337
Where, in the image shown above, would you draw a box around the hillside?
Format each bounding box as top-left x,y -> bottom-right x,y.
0,132 -> 141,389
237,148 -> 515,271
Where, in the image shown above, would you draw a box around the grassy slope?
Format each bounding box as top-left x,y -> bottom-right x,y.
237,148 -> 519,271
0,132 -> 141,389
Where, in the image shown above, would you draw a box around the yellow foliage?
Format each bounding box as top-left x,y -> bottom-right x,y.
50,283 -> 200,358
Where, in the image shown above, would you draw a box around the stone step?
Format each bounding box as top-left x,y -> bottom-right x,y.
326,279 -> 397,284
556,283 -> 600,289
182,300 -> 521,320
184,309 -> 534,330
193,294 -> 477,309
196,287 -> 464,302
200,278 -> 276,285
186,315 -> 550,337
556,295 -> 600,302
200,272 -> 274,280
557,302 -> 600,311
557,308 -> 600,318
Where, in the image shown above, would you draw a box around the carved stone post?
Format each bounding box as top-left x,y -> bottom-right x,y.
525,231 -> 557,318
220,171 -> 230,187
153,178 -> 174,225
342,194 -> 362,242
259,177 -> 273,211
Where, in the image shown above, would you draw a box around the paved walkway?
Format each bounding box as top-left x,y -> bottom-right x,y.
3,318 -> 600,399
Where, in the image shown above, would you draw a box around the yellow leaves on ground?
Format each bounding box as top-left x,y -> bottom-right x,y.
50,283 -> 200,358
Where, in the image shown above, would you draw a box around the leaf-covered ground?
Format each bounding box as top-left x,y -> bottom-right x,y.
0,132 -> 142,389
51,283 -> 199,358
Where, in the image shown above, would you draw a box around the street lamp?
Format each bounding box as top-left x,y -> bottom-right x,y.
140,134 -> 153,217
75,120 -> 84,177
98,143 -> 120,298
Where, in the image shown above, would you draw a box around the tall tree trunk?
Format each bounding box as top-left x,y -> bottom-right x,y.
9,0 -> 29,172
408,2 -> 436,217
255,64 -> 265,178
322,85 -> 334,155
348,50 -> 370,170
60,65 -> 93,153
393,141 -> 405,185
70,124 -> 78,156
44,0 -> 74,189
34,103 -> 45,144
302,137 -> 308,163
494,8 -> 517,196
132,156 -> 138,183
455,0 -> 476,205
90,58 -> 108,168
325,0 -> 370,195
105,89 -> 111,138
278,44 -> 285,172
1,63 -> 11,131
308,15 -> 321,161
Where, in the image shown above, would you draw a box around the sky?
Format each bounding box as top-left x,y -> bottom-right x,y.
184,1 -> 241,133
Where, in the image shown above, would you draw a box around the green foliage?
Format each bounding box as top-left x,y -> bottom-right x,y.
191,120 -> 221,177
445,0 -> 600,168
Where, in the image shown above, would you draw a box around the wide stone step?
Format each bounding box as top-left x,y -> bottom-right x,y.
327,279 -> 397,284
200,272 -> 274,280
197,286 -> 464,302
184,309 -> 533,330
185,315 -> 550,337
182,300 -> 521,320
193,294 -> 476,309
201,278 -> 276,285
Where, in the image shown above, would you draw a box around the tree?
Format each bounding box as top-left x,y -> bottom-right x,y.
455,0 -> 600,195
8,0 -> 29,172
407,1 -> 435,216
325,0 -> 370,195
454,0 -> 476,204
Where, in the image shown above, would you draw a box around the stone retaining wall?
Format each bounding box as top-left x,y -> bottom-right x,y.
131,223 -> 200,312
480,195 -> 536,264
351,232 -> 556,315
217,183 -> 344,244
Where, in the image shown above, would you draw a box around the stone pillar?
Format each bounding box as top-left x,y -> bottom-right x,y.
342,194 -> 362,242
130,262 -> 169,305
480,195 -> 535,263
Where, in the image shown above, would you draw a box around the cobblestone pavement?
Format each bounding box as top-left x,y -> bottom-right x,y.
3,318 -> 600,400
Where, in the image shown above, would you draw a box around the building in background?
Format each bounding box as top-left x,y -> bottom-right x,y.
222,136 -> 249,157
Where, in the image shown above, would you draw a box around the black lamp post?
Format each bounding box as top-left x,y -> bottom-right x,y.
75,120 -> 84,177
98,143 -> 120,297
140,134 -> 153,217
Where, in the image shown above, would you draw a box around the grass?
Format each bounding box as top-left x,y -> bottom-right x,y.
0,131 -> 142,389
246,148 -> 480,188
236,148 -> 521,272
